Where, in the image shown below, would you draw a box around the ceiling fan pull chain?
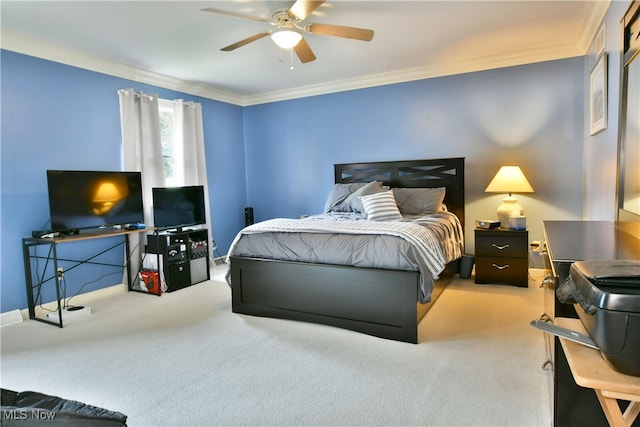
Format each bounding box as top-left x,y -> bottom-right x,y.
290,48 -> 295,70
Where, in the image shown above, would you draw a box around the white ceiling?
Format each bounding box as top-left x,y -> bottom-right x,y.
1,1 -> 609,105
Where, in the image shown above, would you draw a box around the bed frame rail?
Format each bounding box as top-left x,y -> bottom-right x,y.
231,256 -> 420,343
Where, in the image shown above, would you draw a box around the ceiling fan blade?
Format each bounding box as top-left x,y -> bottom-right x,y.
288,0 -> 325,21
221,32 -> 271,51
293,38 -> 317,63
201,7 -> 268,23
307,23 -> 374,41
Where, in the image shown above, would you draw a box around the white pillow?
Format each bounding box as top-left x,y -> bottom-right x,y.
360,191 -> 403,221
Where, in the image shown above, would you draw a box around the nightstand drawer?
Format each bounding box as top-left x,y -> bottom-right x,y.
475,232 -> 528,258
475,256 -> 528,287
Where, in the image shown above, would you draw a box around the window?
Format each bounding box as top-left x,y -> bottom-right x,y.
158,99 -> 183,186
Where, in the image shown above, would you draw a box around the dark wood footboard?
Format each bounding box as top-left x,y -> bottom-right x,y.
230,256 -> 451,343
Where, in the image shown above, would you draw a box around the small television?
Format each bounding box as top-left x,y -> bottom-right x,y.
152,185 -> 206,231
47,170 -> 144,232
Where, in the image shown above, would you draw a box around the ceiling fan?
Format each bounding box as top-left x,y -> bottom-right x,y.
201,0 -> 374,64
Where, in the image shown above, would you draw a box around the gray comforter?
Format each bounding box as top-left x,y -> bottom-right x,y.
226,212 -> 464,303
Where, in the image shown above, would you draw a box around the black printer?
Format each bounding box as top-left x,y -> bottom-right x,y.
558,260 -> 640,377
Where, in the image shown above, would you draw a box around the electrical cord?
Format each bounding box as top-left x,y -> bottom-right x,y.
33,235 -> 145,310
64,270 -> 125,308
211,239 -> 227,264
65,237 -> 144,304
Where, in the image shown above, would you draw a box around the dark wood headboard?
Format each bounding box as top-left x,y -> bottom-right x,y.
334,158 -> 465,229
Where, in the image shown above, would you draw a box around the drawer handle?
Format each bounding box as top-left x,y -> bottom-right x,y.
491,243 -> 510,250
540,275 -> 556,288
492,263 -> 510,270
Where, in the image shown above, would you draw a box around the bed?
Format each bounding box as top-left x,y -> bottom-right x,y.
227,158 -> 465,343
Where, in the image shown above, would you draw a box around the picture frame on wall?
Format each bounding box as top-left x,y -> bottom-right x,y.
590,52 -> 608,135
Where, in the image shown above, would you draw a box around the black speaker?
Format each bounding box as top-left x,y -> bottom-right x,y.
245,207 -> 254,226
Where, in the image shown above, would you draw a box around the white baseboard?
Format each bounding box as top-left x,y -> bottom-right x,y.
1,310 -> 24,327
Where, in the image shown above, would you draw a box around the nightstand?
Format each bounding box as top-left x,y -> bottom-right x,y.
474,228 -> 528,287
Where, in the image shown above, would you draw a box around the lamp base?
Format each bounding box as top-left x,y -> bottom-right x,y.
496,196 -> 523,228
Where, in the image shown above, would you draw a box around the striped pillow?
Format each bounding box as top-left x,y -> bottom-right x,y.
360,191 -> 403,221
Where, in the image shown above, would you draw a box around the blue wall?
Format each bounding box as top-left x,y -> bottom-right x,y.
1,49 -> 586,313
1,50 -> 246,312
244,58 -> 586,238
582,0 -> 628,220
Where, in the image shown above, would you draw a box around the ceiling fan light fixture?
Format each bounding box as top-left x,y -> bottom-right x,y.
271,29 -> 302,49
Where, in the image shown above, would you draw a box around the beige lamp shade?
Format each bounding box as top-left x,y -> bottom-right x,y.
485,166 -> 534,228
485,166 -> 534,194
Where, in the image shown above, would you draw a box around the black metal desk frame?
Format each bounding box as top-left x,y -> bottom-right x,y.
22,228 -> 153,328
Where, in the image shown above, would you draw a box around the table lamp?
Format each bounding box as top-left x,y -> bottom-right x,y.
485,166 -> 534,228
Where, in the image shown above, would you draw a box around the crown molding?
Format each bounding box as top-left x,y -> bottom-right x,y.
576,0 -> 611,53
3,0 -> 608,109
0,30 -> 244,106
242,1 -> 611,106
242,42 -> 583,105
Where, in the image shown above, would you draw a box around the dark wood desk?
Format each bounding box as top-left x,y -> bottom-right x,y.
542,221 -> 640,427
545,220 -> 640,265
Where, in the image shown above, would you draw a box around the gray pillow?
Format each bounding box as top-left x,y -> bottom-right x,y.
323,183 -> 367,212
392,187 -> 446,215
325,181 -> 385,213
340,181 -> 386,213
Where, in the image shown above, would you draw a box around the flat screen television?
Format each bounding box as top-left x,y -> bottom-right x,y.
47,170 -> 144,232
152,185 -> 206,231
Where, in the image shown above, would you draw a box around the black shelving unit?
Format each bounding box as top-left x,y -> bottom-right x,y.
145,228 -> 210,292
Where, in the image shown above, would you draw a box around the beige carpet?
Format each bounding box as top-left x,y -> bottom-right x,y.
1,266 -> 552,426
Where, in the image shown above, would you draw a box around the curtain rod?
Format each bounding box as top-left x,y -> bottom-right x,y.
118,89 -> 200,108
117,88 -> 155,101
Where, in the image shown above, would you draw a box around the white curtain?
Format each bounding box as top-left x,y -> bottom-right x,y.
119,90 -> 214,288
118,88 -> 165,290
172,99 -> 214,254
118,89 -> 165,218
